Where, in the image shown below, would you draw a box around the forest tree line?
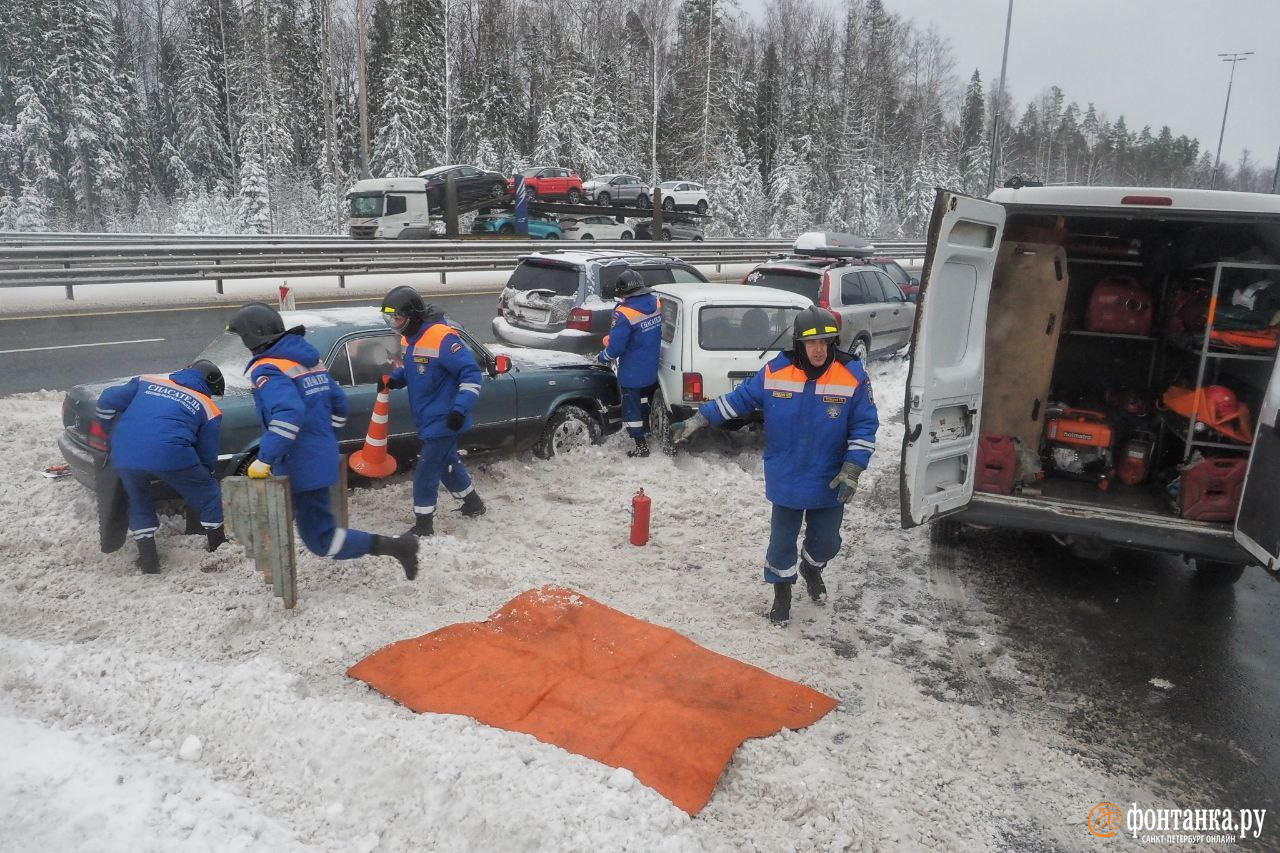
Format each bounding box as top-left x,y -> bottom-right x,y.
1,0 -> 1275,237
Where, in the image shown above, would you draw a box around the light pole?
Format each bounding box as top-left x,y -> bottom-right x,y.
986,0 -> 1013,194
1210,51 -> 1252,190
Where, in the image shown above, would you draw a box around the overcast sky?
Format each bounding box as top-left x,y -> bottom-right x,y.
743,0 -> 1280,171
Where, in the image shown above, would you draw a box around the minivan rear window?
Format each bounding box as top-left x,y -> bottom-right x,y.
744,268 -> 820,301
698,305 -> 802,351
508,261 -> 581,297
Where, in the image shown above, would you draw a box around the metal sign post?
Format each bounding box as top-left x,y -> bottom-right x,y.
514,174 -> 529,237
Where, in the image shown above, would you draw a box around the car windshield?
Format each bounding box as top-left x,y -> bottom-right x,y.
348,194 -> 383,217
420,166 -> 452,176
193,332 -> 254,391
519,168 -> 544,177
698,305 -> 802,351
592,174 -> 618,182
742,268 -> 821,301
658,181 -> 681,189
508,261 -> 581,297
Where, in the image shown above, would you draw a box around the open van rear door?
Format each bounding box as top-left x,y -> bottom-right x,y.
1234,358 -> 1280,570
900,190 -> 1005,528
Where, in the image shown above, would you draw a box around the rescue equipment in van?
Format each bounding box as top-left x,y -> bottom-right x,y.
1210,326 -> 1279,352
1159,385 -> 1254,444
1117,431 -> 1155,486
1179,457 -> 1247,522
1043,408 -> 1114,485
976,434 -> 1020,495
1168,287 -> 1210,335
1085,276 -> 1153,335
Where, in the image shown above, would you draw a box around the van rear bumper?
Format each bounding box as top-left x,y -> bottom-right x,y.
956,493 -> 1252,564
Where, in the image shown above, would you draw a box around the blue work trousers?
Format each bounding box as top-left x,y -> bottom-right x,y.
118,465 -> 222,541
764,504 -> 844,584
621,385 -> 653,441
291,487 -> 372,559
413,435 -> 473,516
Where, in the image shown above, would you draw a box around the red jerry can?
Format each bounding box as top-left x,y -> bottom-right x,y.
630,489 -> 651,546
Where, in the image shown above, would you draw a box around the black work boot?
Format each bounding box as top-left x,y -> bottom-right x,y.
410,514 -> 434,537
372,534 -> 420,580
798,560 -> 828,604
626,439 -> 650,458
768,583 -> 792,626
205,525 -> 227,553
460,491 -> 486,518
136,538 -> 160,574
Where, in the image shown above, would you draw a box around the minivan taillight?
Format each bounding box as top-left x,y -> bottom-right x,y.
818,271 -> 832,310
567,308 -> 593,331
682,373 -> 704,402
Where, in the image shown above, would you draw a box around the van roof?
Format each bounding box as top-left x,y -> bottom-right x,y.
653,282 -> 814,306
989,186 -> 1280,214
347,177 -> 425,193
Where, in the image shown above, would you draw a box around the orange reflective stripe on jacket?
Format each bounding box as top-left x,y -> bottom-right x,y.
254,356 -> 326,379
616,304 -> 661,325
140,374 -> 221,418
407,323 -> 453,357
762,361 -> 861,397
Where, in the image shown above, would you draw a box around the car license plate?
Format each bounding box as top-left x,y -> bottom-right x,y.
517,308 -> 550,325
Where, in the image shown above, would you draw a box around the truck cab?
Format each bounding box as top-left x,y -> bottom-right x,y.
347,177 -> 432,239
902,187 -> 1280,579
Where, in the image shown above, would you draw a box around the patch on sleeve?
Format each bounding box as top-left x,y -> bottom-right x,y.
864,379 -> 875,407
451,342 -> 462,353
254,374 -> 270,389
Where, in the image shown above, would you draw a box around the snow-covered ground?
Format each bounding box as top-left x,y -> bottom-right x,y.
0,356 -> 1165,851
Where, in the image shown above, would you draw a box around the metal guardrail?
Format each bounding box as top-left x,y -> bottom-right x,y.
0,234 -> 928,299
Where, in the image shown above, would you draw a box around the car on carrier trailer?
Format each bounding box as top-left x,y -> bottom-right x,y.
902,186 -> 1280,582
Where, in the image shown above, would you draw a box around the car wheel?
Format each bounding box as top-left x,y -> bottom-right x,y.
499,223 -> 514,235
544,232 -> 560,239
649,388 -> 676,456
490,181 -> 505,197
692,235 -> 703,242
636,193 -> 649,209
597,191 -> 611,206
567,188 -> 581,204
661,229 -> 672,241
534,405 -> 602,459
526,186 -> 538,201
662,197 -> 675,211
696,199 -> 708,214
620,231 -> 633,240
581,233 -> 594,240
233,450 -> 259,476
851,336 -> 870,361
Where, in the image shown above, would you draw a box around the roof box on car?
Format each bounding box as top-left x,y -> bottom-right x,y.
792,232 -> 875,258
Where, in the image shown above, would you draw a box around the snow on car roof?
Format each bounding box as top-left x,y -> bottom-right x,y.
652,282 -> 814,306
280,306 -> 384,329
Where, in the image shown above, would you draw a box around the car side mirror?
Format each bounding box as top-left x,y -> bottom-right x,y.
909,276 -> 920,286
493,354 -> 512,375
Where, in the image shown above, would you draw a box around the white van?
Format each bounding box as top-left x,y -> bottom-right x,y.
646,282 -> 811,445
903,187 -> 1280,580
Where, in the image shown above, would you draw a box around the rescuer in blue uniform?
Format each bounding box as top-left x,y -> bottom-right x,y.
671,306 -> 879,625
225,302 -> 419,579
95,360 -> 228,573
379,286 -> 485,537
597,269 -> 662,457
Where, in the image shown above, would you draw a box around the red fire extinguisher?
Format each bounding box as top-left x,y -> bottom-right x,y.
630,488 -> 651,546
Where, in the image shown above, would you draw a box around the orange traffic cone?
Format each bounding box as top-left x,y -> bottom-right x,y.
348,376 -> 398,478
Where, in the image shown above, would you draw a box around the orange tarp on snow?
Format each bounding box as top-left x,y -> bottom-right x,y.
347,586 -> 838,814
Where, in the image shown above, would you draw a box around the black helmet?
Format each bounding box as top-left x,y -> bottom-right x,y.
226,302 -> 287,352
792,306 -> 841,346
189,359 -> 225,396
381,286 -> 438,338
614,268 -> 648,298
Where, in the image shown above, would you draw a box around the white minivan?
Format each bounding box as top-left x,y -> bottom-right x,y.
903,186 -> 1280,580
646,282 -> 811,446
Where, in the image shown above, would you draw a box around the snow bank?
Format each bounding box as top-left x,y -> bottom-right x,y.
0,363 -> 1161,851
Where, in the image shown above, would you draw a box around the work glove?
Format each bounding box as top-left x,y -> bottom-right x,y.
596,350 -> 612,366
246,459 -> 272,479
670,411 -> 709,444
446,410 -> 466,432
828,462 -> 864,503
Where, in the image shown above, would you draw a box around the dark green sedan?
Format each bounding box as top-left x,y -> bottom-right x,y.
58,307 -> 622,490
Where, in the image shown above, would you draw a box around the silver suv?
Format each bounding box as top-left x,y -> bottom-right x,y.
742,232 -> 915,360
581,174 -> 650,208
493,249 -> 709,353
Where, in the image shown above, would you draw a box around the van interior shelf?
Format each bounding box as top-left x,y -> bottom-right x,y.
1190,260 -> 1280,273
1164,336 -> 1275,362
1156,411 -> 1251,452
1065,257 -> 1144,267
1064,330 -> 1156,341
